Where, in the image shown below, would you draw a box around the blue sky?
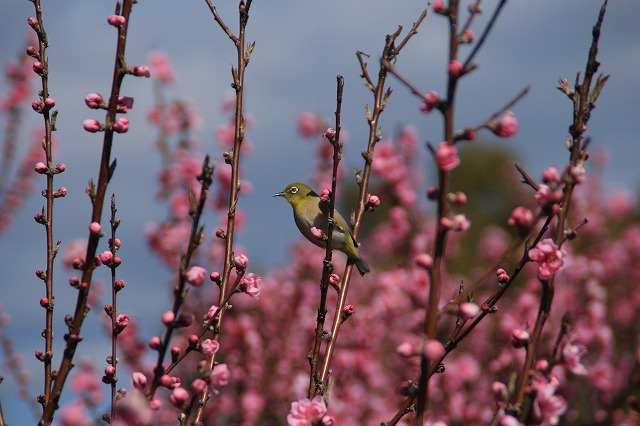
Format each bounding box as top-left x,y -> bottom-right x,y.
0,0 -> 639,421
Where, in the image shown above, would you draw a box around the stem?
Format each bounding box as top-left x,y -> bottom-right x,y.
41,1 -> 134,422
309,76 -> 344,398
191,1 -> 253,422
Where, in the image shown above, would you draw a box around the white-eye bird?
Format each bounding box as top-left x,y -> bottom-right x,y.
275,182 -> 370,276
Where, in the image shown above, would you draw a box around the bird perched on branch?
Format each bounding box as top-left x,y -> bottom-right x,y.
275,182 -> 370,276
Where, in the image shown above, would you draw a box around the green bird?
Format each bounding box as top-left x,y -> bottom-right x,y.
275,182 -> 370,276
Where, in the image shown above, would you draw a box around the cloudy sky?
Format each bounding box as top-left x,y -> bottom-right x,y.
0,0 -> 639,421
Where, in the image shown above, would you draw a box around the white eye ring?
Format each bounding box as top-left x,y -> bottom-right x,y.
289,186 -> 298,194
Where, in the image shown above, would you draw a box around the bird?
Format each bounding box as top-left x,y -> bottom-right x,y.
274,182 -> 370,276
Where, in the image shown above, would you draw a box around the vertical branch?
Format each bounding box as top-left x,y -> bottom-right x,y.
510,1 -> 608,415
317,11 -> 427,393
41,0 -> 135,422
308,76 -> 344,398
27,0 -> 61,414
191,0 -> 254,422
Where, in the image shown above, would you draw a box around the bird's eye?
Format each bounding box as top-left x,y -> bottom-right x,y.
289,186 -> 298,194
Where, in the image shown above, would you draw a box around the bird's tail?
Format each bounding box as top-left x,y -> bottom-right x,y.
352,256 -> 370,276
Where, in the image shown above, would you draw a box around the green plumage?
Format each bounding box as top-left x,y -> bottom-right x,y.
275,182 -> 370,276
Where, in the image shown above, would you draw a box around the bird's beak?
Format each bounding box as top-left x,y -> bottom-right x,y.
274,192 -> 285,197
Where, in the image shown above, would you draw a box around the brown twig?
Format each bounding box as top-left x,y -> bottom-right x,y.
40,1 -> 135,422
317,13 -> 427,395
308,76 -> 344,398
191,1 -> 253,422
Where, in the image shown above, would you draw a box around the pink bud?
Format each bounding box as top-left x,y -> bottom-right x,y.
34,162 -> 48,174
148,336 -> 161,350
329,274 -> 340,285
432,0 -> 447,13
115,314 -> 129,332
84,93 -> 104,109
511,329 -> 530,348
426,186 -> 438,200
434,142 -> 460,172
188,334 -> 199,347
105,366 -> 116,377
419,91 -> 439,114
113,117 -> 129,133
342,304 -> 355,317
448,60 -> 463,78
32,61 -> 44,75
310,227 -> 326,240
459,302 -> 480,319
507,206 -> 534,229
170,387 -> 189,407
55,163 -> 66,173
40,297 -> 49,307
209,271 -> 221,283
453,191 -> 467,206
396,342 -> 418,358
89,222 -> 101,235
367,195 -> 381,209
107,14 -> 126,27
131,65 -> 151,78
132,372 -> 147,389
320,189 -> 331,203
423,339 -> 445,361
27,16 -> 39,29
185,266 -> 207,287
496,268 -> 510,284
234,254 -> 249,270
323,127 -> 336,140
414,253 -> 433,270
461,29 -> 475,43
191,378 -> 208,395
83,119 -> 103,133
490,111 -> 519,138
161,311 -> 175,326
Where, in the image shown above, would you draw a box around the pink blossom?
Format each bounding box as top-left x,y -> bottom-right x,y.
297,112 -> 322,137
107,14 -> 125,27
542,166 -> 561,184
210,363 -> 230,389
528,238 -> 566,280
319,189 -> 331,203
569,164 -> 586,184
508,206 -> 534,229
113,117 -> 129,133
287,396 -> 332,426
535,184 -> 563,208
115,314 -> 129,333
434,142 -> 460,172
561,334 -> 588,375
529,376 -> 567,425
203,305 -> 220,323
490,111 -> 519,138
239,272 -> 261,299
148,51 -> 176,84
448,60 -> 463,78
117,96 -> 134,113
84,92 -> 103,109
185,266 -> 207,286
200,338 -> 220,356
98,250 -> 113,265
